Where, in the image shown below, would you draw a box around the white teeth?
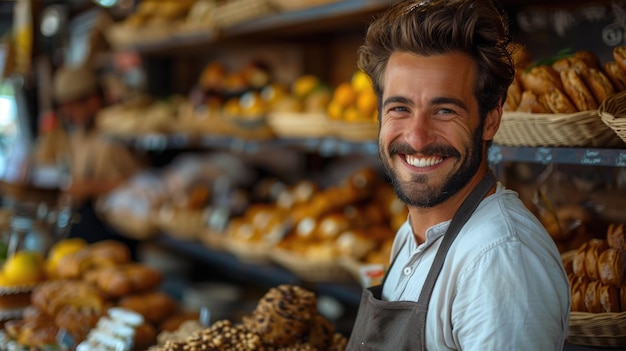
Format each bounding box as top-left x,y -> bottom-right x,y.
405,155 -> 443,168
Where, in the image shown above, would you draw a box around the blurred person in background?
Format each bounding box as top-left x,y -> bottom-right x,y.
50,64 -> 144,259
347,0 -> 570,350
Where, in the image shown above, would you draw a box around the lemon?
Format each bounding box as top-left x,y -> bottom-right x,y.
292,75 -> 321,99
2,251 -> 46,286
351,70 -> 373,93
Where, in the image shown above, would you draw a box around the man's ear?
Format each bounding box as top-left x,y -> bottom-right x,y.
482,104 -> 502,141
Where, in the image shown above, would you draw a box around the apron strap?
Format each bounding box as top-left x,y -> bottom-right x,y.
415,171 -> 496,349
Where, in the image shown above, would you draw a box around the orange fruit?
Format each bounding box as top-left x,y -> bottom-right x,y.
333,82 -> 357,109
356,90 -> 378,118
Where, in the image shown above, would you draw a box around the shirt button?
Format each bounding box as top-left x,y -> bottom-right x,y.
403,267 -> 412,275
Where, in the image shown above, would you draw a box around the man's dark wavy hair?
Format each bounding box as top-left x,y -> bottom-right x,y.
358,0 -> 515,119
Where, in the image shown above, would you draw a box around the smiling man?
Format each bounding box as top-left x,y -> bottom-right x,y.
346,1 -> 571,350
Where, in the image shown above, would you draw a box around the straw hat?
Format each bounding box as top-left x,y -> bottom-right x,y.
53,65 -> 99,103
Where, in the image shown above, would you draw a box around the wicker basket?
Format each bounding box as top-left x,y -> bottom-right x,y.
267,112 -> 333,138
332,121 -> 378,142
223,238 -> 273,263
599,91 -> 626,145
214,0 -> 277,29
494,110 -> 624,147
568,312 -> 626,347
561,250 -> 626,348
272,0 -> 340,11
271,248 -> 355,283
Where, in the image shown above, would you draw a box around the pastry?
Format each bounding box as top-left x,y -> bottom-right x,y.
307,314 -> 335,350
574,50 -> 601,70
581,68 -> 615,104
560,68 -> 598,111
504,74 -> 523,111
118,291 -> 178,325
572,241 -> 588,278
607,223 -> 626,249
598,283 -> 621,312
613,45 -> 626,73
597,247 -> 626,287
543,87 -> 577,114
570,275 -> 588,312
584,280 -> 602,313
83,263 -> 163,298
516,90 -> 549,113
603,61 -> 626,91
520,65 -> 562,95
243,284 -> 317,347
584,239 -> 609,280
508,42 -> 532,70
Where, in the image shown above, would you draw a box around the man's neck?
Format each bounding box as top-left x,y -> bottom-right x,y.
408,170 -> 495,244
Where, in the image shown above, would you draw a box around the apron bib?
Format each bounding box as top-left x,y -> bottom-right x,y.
346,172 -> 496,351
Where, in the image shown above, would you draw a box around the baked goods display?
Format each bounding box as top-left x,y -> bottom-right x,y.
150,284 -> 347,351
564,223 -> 626,313
506,46 -> 621,114
1,240 -> 181,350
221,167 -> 405,281
497,44 -> 626,147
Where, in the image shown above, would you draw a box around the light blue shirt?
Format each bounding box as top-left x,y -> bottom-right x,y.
382,183 -> 571,351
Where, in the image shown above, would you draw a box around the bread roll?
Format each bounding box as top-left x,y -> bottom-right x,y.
83,264 -> 163,298
604,61 -> 626,91
560,68 -> 598,111
552,57 -> 589,73
607,223 -> 626,249
516,90 -> 549,113
543,87 -> 577,113
504,74 -> 523,111
571,275 -> 588,312
520,65 -> 563,95
574,50 -> 601,70
598,248 -> 626,287
584,239 -> 609,280
572,241 -> 588,277
508,42 -> 532,70
118,291 -> 178,325
584,280 -> 602,313
598,283 -> 621,312
581,68 -> 615,104
613,46 -> 626,73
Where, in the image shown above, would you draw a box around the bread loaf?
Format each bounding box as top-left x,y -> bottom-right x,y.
581,68 -> 615,104
584,280 -> 602,313
604,61 -> 626,91
560,68 -> 598,111
584,239 -> 609,280
520,65 -> 562,95
83,263 -> 163,298
597,248 -> 626,287
607,223 -> 626,249
118,291 -> 178,324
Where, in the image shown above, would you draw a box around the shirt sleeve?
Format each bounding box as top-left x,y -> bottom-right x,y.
451,241 -> 570,351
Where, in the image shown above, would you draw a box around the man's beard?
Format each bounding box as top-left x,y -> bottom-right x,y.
379,125 -> 484,208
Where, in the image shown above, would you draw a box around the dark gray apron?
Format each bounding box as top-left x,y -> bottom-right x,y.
346,172 -> 496,351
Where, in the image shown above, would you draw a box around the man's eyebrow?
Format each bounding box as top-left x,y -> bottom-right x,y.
382,96 -> 412,108
382,96 -> 468,112
431,96 -> 468,111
